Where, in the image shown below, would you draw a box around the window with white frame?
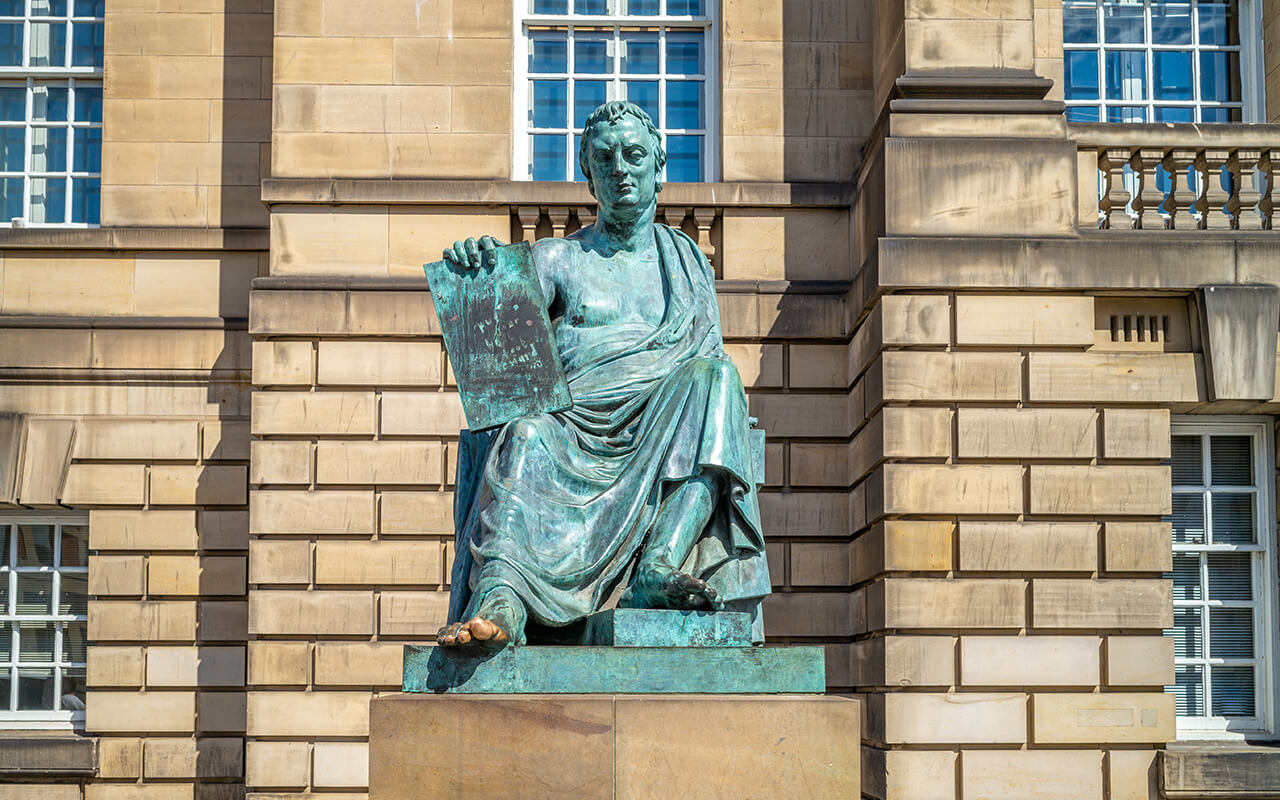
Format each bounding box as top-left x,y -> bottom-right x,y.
1063,0 -> 1264,123
1166,421 -> 1276,736
0,0 -> 102,226
516,0 -> 715,183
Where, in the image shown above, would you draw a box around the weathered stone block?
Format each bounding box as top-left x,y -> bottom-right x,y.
955,295 -> 1094,346
89,555 -> 147,596
873,578 -> 1026,630
249,539 -> 312,584
875,464 -> 1023,516
250,490 -> 374,534
961,750 -> 1103,800
957,521 -> 1097,572
1110,749 -> 1158,800
1104,522 -> 1173,573
73,419 -> 200,461
1103,408 -> 1171,459
315,441 -> 443,485
1028,352 -> 1203,403
1031,579 -> 1173,629
957,407 -> 1097,458
1029,465 -> 1171,515
315,642 -> 403,687
251,391 -> 376,435
318,341 -> 442,386
875,351 -> 1022,402
1032,692 -> 1175,744
313,740 -> 369,789
1106,636 -> 1176,686
882,692 -> 1026,744
146,646 -> 245,688
246,740 -> 310,788
251,341 -> 314,386
378,591 -> 449,635
247,690 -> 371,737
380,491 -> 453,534
960,636 -> 1100,687
87,646 -> 145,687
247,640 -> 310,687
250,440 -> 312,485
149,465 -> 247,505
249,590 -> 374,635
85,691 -> 196,733
851,521 -> 954,583
314,541 -> 442,585
90,510 -> 199,551
89,600 -> 197,641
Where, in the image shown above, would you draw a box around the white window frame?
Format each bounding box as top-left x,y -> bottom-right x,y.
1169,418 -> 1278,740
0,513 -> 88,731
1063,0 -> 1266,124
512,0 -> 719,183
0,0 -> 102,228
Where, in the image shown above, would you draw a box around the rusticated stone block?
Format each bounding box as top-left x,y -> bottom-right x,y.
961,750 -> 1103,800
1032,692 -> 1175,744
960,636 -> 1100,687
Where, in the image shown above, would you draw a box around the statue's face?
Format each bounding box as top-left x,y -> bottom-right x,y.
584,116 -> 659,217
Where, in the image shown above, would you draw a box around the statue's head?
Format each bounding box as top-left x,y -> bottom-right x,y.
578,101 -> 665,217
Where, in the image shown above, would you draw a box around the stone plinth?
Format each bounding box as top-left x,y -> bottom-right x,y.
369,693 -> 860,800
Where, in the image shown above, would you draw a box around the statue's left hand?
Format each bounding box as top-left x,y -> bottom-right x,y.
443,236 -> 506,269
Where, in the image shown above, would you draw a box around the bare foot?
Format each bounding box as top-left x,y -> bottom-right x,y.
436,587 -> 526,649
629,560 -> 723,611
437,616 -> 511,649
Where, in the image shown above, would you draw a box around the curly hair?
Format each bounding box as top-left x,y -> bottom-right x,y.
577,100 -> 667,193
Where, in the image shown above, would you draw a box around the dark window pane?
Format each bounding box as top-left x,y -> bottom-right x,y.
1170,494 -> 1205,543
59,575 -> 85,616
0,87 -> 23,121
532,134 -> 567,180
0,177 -> 21,221
625,80 -> 659,122
29,22 -> 68,68
0,623 -> 8,662
73,0 -> 104,15
575,35 -> 611,74
1210,493 -> 1254,544
1211,666 -> 1255,716
1200,51 -> 1241,104
70,177 -> 97,223
665,81 -> 702,129
1171,436 -> 1202,484
1200,106 -> 1240,123
16,668 -> 53,710
32,0 -> 67,14
665,134 -> 700,182
574,80 -> 607,126
60,667 -> 85,710
34,176 -> 66,223
0,1 -> 21,14
1065,50 -> 1100,100
1207,552 -> 1252,600
573,133 -> 585,181
17,526 -> 53,567
71,20 -> 102,68
621,32 -> 657,74
625,0 -> 658,14
39,87 -> 68,122
529,36 -> 568,73
0,126 -> 24,171
1151,1 -> 1192,44
34,127 -> 67,172
17,621 -> 53,660
61,622 -> 85,662
1170,552 -> 1201,600
1168,664 -> 1204,716
0,23 -> 23,66
574,0 -> 607,12
1155,106 -> 1194,122
1167,608 -> 1203,658
1210,435 -> 1252,485
16,574 -> 51,616
0,524 -> 8,567
1105,104 -> 1147,121
666,30 -> 703,74
532,0 -> 569,12
1103,0 -> 1144,43
72,126 -> 98,172
1065,105 -> 1100,121
1153,51 -> 1192,100
667,0 -> 702,14
1209,608 -> 1254,658
532,80 -> 568,128
74,86 -> 101,122
1063,1 -> 1097,43
1105,50 -> 1147,100
60,527 -> 86,568
1198,0 -> 1237,45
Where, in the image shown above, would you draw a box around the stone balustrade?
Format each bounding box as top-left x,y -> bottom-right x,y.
1071,123 -> 1277,231
512,204 -> 722,274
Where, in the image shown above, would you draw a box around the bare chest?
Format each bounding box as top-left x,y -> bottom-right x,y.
557,251 -> 667,329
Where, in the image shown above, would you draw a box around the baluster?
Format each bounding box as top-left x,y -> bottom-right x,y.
1202,148 -> 1233,230
1259,149 -> 1274,231
1235,148 -> 1263,231
677,207 -> 698,242
516,206 -> 540,243
578,205 -> 597,230
1165,148 -> 1197,229
1131,147 -> 1167,230
1192,150 -> 1210,229
547,206 -> 570,238
654,205 -> 670,227
1099,148 -> 1131,230
692,207 -> 717,267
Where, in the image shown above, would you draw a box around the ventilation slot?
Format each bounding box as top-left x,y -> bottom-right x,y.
1110,314 -> 1170,344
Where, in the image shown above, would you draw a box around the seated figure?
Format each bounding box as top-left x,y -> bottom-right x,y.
437,101 -> 769,649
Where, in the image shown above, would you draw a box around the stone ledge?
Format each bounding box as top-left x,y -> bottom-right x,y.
261,178 -> 855,208
0,315 -> 245,329
0,227 -> 267,251
250,276 -> 851,296
1163,745 -> 1280,799
0,734 -> 94,776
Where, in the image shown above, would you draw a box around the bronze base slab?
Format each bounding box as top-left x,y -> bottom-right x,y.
369,693 -> 860,800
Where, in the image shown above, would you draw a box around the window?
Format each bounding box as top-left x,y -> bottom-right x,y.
1063,0 -> 1264,123
0,516 -> 87,729
1166,421 -> 1276,737
0,0 -> 103,226
516,0 -> 715,183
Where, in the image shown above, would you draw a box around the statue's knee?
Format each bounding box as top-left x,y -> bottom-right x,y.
508,418 -> 541,443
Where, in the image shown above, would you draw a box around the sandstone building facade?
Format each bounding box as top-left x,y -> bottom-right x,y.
0,0 -> 1278,798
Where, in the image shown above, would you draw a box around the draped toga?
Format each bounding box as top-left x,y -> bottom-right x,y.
447,224 -> 770,643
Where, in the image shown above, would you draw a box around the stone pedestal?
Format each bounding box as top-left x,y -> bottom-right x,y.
368,693 -> 860,800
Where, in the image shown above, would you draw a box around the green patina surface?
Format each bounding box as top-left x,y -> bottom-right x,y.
402,643 -> 826,695
583,608 -> 753,647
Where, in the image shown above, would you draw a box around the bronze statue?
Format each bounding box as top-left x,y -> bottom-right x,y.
436,101 -> 768,649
